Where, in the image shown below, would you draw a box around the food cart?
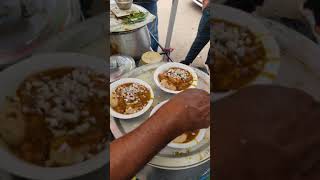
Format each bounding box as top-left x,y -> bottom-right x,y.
109,1 -> 211,179
0,1 -> 211,179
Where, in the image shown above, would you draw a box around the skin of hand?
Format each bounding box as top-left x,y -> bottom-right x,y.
155,88 -> 210,133
213,85 -> 320,180
110,89 -> 210,180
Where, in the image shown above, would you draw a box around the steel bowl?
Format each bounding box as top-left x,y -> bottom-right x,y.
116,0 -> 133,10
111,26 -> 151,61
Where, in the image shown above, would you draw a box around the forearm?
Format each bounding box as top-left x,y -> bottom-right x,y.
110,114 -> 179,180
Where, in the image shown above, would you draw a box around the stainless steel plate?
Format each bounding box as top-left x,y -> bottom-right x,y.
110,62 -> 210,170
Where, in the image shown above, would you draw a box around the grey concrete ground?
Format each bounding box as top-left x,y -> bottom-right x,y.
158,0 -> 209,66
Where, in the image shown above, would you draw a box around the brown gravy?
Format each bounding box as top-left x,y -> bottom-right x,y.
111,83 -> 151,114
10,67 -> 108,166
212,19 -> 267,92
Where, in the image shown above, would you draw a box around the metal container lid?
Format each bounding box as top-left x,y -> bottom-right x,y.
110,55 -> 136,82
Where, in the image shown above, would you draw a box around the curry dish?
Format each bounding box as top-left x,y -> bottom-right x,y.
0,67 -> 108,167
111,83 -> 151,115
158,67 -> 193,91
172,130 -> 200,144
212,19 -> 267,92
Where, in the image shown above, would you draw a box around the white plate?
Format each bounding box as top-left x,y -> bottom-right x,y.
154,62 -> 198,94
212,5 -> 281,101
110,78 -> 154,119
0,53 -> 108,180
149,100 -> 206,149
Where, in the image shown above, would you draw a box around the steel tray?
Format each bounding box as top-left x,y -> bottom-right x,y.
110,62 -> 210,170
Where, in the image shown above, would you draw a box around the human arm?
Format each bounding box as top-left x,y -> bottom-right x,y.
110,89 -> 210,180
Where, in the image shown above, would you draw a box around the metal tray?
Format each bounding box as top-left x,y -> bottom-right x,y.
110,62 -> 210,170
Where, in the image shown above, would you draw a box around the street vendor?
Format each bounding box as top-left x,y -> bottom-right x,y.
110,88 -> 210,180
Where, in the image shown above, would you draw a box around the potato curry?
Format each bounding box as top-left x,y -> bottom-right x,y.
158,67 -> 193,91
172,130 -> 200,144
111,83 -> 151,115
0,67 -> 108,167
212,19 -> 267,92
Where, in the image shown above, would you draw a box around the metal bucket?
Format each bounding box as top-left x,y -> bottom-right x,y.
110,25 -> 151,61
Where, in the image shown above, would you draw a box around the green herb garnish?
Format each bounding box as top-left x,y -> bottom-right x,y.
122,11 -> 147,25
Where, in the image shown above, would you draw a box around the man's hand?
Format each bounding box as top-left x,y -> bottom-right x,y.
155,88 -> 210,134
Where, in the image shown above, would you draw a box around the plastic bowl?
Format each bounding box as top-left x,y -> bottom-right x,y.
110,78 -> 154,119
154,62 -> 198,94
0,53 -> 109,180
